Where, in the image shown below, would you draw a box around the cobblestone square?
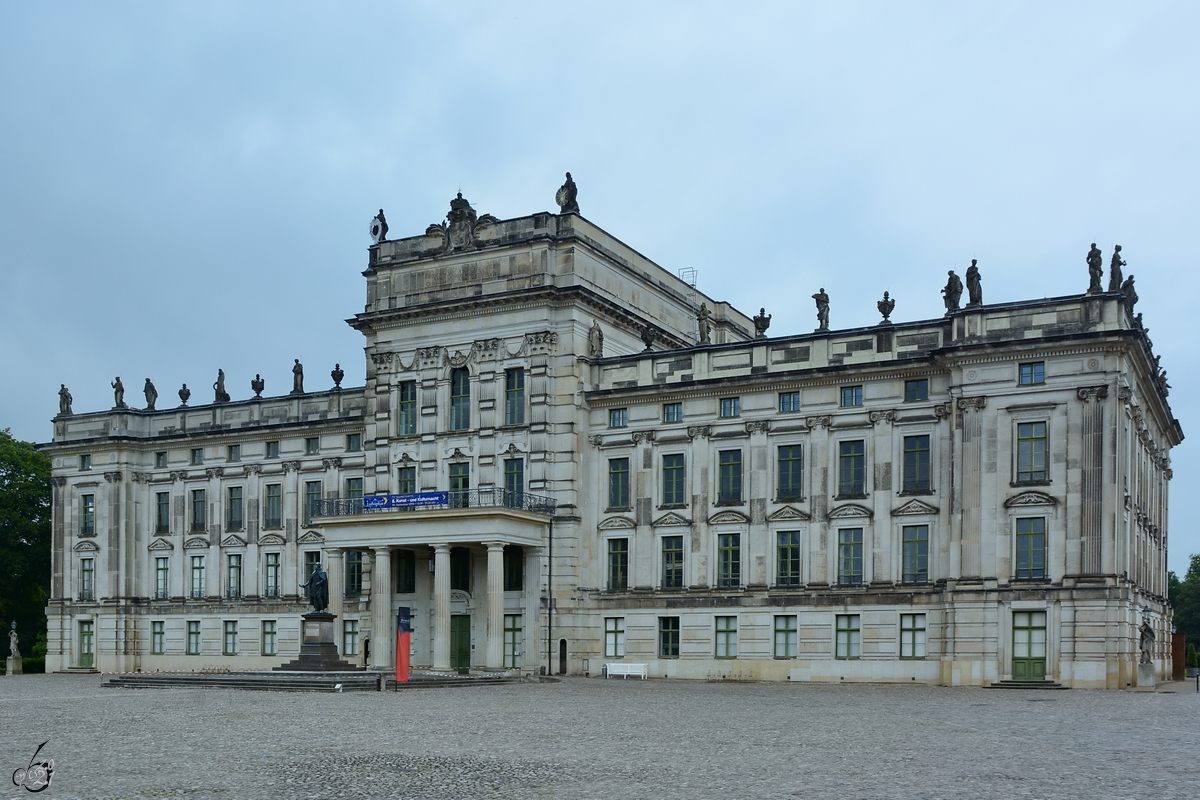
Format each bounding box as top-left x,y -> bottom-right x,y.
2,675 -> 1197,800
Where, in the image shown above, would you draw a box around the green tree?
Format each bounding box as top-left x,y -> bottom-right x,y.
0,429 -> 51,654
1168,553 -> 1200,646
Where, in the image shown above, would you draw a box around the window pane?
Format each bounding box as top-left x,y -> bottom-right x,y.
779,391 -> 800,413
450,368 -> 470,430
718,533 -> 741,588
608,539 -> 628,590
662,536 -> 684,589
838,441 -> 865,496
504,369 -> 525,425
777,531 -> 801,586
838,529 -> 863,585
663,403 -> 682,423
398,381 -> 417,435
778,445 -> 802,500
605,617 -> 626,658
718,450 -> 742,503
662,454 -> 686,506
608,458 -> 629,508
902,435 -> 930,492
902,526 -> 929,583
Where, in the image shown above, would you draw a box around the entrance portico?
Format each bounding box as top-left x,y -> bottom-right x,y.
312,492 -> 553,673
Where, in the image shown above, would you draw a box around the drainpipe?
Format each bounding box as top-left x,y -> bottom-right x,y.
546,515 -> 554,676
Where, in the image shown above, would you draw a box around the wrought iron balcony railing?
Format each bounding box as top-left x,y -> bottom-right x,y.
312,488 -> 557,519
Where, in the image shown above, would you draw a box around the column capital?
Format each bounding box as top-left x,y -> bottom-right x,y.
483,540 -> 507,552
324,546 -> 344,557
432,543 -> 451,554
372,545 -> 394,555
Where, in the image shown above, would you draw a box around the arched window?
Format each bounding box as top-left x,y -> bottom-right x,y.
450,368 -> 470,430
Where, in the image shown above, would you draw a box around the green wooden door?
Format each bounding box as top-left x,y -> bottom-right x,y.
1012,611 -> 1047,680
450,615 -> 471,674
79,620 -> 94,668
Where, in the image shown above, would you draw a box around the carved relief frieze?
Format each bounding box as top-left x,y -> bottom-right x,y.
72,540 -> 99,552
148,538 -> 174,551
473,339 -> 501,360
932,403 -> 952,421
220,534 -> 247,548
258,533 -> 286,546
183,537 -> 209,549
415,347 -> 441,370
522,330 -> 558,356
130,472 -> 149,484
51,476 -> 66,487
447,349 -> 471,368
370,351 -> 395,368
503,443 -> 524,455
170,470 -> 188,483
245,464 -> 262,476
297,530 -> 325,544
1117,385 -> 1133,402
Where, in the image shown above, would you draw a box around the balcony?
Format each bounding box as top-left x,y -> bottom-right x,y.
312,488 -> 557,519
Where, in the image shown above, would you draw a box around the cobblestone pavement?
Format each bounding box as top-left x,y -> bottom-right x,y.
2,675 -> 1198,800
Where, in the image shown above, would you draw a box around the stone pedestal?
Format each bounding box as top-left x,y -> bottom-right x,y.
5,656 -> 22,675
273,612 -> 360,672
1135,662 -> 1156,692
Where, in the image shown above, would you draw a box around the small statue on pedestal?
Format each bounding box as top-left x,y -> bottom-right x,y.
587,320 -> 604,358
292,359 -> 305,394
112,377 -> 126,409
555,172 -> 580,214
966,260 -> 983,307
697,303 -> 712,344
299,567 -> 329,613
58,385 -> 73,416
753,308 -> 771,338
214,370 -> 230,404
942,271 -> 963,314
1086,243 -> 1104,293
331,364 -> 344,389
144,379 -> 158,411
812,288 -> 830,332
1108,245 -> 1125,292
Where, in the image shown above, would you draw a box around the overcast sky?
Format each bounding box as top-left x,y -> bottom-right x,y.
2,2 -> 1196,572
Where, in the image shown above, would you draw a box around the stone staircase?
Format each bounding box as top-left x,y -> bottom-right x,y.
985,679 -> 1068,690
101,670 -> 522,692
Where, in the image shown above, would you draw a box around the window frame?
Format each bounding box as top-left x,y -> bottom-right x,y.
396,549 -> 417,594
902,525 -> 929,584
503,546 -> 524,591
80,454 -> 92,470
835,614 -> 861,659
397,380 -> 417,435
1015,517 -> 1047,579
226,553 -> 242,600
717,449 -> 743,504
155,451 -> 168,469
190,555 -> 206,600
1015,421 -> 1049,483
662,402 -> 683,423
261,620 -> 277,656
608,408 -> 628,428
223,620 -> 238,656
79,556 -> 95,601
719,397 -> 741,418
661,453 -> 687,507
717,532 -> 741,589
503,614 -> 522,668
226,444 -> 241,463
343,620 -> 360,656
155,491 -> 171,534
661,535 -> 684,589
659,616 -> 680,658
264,552 -> 281,598
304,437 -> 321,455
607,538 -> 629,590
190,448 -> 203,466
902,435 -> 931,493
837,528 -> 864,586
774,615 -> 798,659
151,620 -> 165,654
345,551 -> 363,597
265,441 -> 280,459
346,433 -> 362,452
264,483 -> 283,528
900,613 -> 927,659
904,379 -> 929,402
607,457 -> 630,510
190,488 -> 206,532
155,556 -> 169,600
397,465 -> 417,495
776,530 -> 801,587
503,458 -> 524,505
450,368 -> 471,431
186,620 -> 201,655
777,444 -> 803,501
1019,361 -> 1045,385
605,617 -> 626,658
840,385 -> 863,407
779,391 -> 800,413
304,480 -> 322,523
837,440 -> 867,497
81,494 -> 96,536
503,368 -> 525,426
226,486 -> 243,531
714,616 -> 738,659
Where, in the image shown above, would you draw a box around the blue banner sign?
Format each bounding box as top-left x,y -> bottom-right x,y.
364,492 -> 449,509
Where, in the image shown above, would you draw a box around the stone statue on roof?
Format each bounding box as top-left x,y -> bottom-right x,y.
1108,245 -> 1125,292
966,260 -> 982,307
58,384 -> 73,416
812,288 -> 830,332
1087,243 -> 1103,293
144,378 -> 158,411
112,377 -> 126,409
942,271 -> 963,314
556,172 -> 580,214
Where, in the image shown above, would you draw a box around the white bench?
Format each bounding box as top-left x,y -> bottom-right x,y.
604,663 -> 649,679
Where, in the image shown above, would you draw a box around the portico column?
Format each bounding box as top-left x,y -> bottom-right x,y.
370,546 -> 392,670
485,542 -> 505,670
325,548 -> 344,621
432,544 -> 452,671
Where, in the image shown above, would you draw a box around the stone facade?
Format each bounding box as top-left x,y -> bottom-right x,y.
42,193 -> 1180,688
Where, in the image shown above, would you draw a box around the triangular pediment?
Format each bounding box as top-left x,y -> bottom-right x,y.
148,538 -> 174,551
297,530 -> 325,544
767,505 -> 811,522
72,540 -> 99,552
651,512 -> 691,527
184,537 -> 209,549
1005,491 -> 1057,507
827,503 -> 873,520
598,516 -> 635,530
708,510 -> 750,525
258,532 -> 285,546
893,499 -> 939,516
220,534 -> 247,548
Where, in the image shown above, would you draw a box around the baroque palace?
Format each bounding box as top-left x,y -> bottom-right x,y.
42,179 -> 1180,688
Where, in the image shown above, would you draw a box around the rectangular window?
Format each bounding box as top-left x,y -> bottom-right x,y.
905,379 -> 929,402
715,616 -> 738,658
718,450 -> 742,504
397,466 -> 416,495
504,368 -> 525,425
79,557 -> 94,601
608,458 -> 630,509
261,621 -> 277,656
663,402 -> 682,423
304,481 -> 322,523
503,615 -> 522,668
902,525 -> 929,583
80,454 -> 92,470
264,553 -> 280,598
450,547 -> 470,591
774,615 -> 798,659
345,551 -> 363,596
396,549 -> 416,593
503,546 -> 524,591
1016,422 -> 1048,482
717,533 -> 741,588
779,391 -> 800,413
777,530 -> 801,587
226,486 -> 243,530
719,397 -> 741,418
156,491 -> 170,534
607,538 -> 629,590
902,435 -> 931,492
155,452 -> 167,469
838,528 -> 863,585
190,448 -> 203,466
661,535 -> 684,589
777,445 -> 803,500
609,408 -> 628,428
227,444 -> 241,462
190,556 -> 205,599
265,484 -> 282,528
304,551 -> 321,580
397,381 -> 417,435
345,478 -> 363,501
81,494 -> 95,535
187,621 -> 201,655
840,385 -> 863,407
190,489 -> 206,531
450,368 -> 470,431
659,617 -> 680,658
346,433 -> 362,452
1015,517 -> 1047,579
227,554 -> 242,599
504,458 -> 524,505
343,620 -> 360,656
449,462 -> 469,508
604,617 -> 626,658
151,621 -> 165,654
305,437 -> 320,455
836,614 -> 861,659
155,556 -> 169,600
662,454 -> 686,506
900,613 -> 927,659
838,440 -> 866,496
265,441 -> 279,459
1019,362 -> 1045,385
223,621 -> 238,656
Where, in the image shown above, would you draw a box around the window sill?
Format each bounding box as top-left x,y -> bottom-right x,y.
78,531 -> 97,538
773,496 -> 805,504
834,493 -> 868,501
1010,480 -> 1051,488
604,507 -> 632,514
658,504 -> 688,510
1008,577 -> 1051,584
898,489 -> 934,496
714,501 -> 744,507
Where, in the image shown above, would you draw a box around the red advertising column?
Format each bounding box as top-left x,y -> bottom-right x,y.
395,606 -> 411,683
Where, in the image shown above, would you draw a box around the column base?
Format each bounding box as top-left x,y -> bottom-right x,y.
6,656 -> 23,675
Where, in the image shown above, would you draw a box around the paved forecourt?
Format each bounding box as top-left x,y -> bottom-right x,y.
1,675 -> 1197,799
